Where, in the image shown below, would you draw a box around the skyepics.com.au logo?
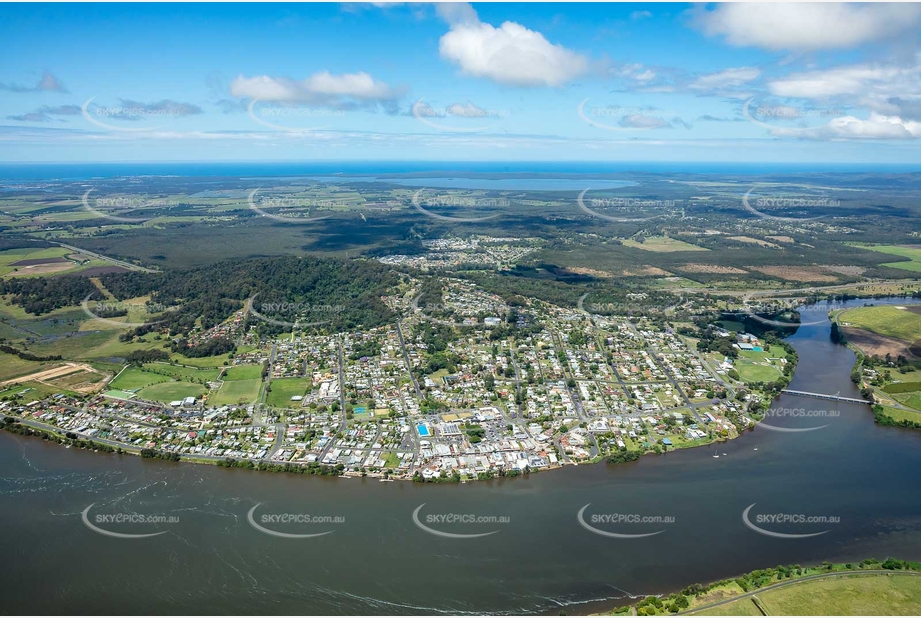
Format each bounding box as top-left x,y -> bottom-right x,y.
742,98 -> 844,137
739,293 -> 849,329
410,189 -> 505,223
245,294 -> 344,329
81,293 -> 176,329
81,189 -> 180,223
81,97 -> 199,132
741,187 -> 835,222
577,504 -> 674,539
577,189 -> 676,223
577,99 -> 674,132
742,503 -> 839,539
411,504 -> 509,539
248,189 -> 339,223
754,405 -> 840,433
247,503 -> 343,539
247,99 -> 341,133
81,503 -> 178,539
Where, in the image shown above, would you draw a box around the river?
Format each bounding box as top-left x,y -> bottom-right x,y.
1,298 -> 920,615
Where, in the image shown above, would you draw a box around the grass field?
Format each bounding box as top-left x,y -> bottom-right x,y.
109,366 -> 172,391
622,236 -> 709,252
141,362 -> 221,382
210,378 -> 262,406
857,244 -> 921,273
695,573 -> 921,615
879,404 -> 921,424
893,392 -> 921,411
1,380 -> 76,403
0,351 -> 51,382
223,364 -> 264,381
839,305 -> 921,342
735,349 -> 783,383
138,381 -> 206,403
265,377 -> 310,408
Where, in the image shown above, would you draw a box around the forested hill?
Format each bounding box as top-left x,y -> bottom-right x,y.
2,256 -> 400,334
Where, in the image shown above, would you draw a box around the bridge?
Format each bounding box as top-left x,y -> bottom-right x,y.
781,389 -> 868,404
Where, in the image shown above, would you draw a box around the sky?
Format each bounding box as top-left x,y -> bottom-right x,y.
2,2 -> 921,164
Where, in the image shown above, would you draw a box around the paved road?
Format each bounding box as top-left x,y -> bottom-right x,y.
52,242 -> 157,273
395,321 -> 422,400
678,570 -> 921,615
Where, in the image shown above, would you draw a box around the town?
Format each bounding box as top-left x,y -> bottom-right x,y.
3,277 -> 776,482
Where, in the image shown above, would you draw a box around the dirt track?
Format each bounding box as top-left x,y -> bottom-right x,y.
0,363 -> 96,387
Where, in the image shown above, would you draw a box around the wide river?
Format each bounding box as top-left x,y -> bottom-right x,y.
2,298 -> 920,615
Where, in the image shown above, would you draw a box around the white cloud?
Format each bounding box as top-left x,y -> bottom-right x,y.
438,8 -> 588,87
230,71 -> 403,111
690,67 -> 761,91
781,113 -> 921,139
768,62 -> 921,102
631,10 -> 652,21
765,59 -> 921,124
435,2 -> 479,27
692,3 -> 921,51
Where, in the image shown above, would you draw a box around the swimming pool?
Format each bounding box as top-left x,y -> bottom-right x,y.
417,425 -> 430,437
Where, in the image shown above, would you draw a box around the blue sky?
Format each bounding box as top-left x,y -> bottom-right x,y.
2,2 -> 921,163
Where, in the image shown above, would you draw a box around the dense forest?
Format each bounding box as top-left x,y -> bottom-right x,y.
0,256 -> 400,340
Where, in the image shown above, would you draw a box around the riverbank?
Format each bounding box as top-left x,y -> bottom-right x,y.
595,559 -> 921,616
829,299 -> 921,429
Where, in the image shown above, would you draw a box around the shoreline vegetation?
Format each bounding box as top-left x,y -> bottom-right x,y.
596,559 -> 921,616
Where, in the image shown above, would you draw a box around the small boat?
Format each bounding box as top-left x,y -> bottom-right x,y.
753,448 -> 758,451
379,478 -> 394,482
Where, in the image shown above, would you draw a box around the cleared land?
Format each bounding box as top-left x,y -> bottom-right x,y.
839,306 -> 921,342
857,244 -> 921,273
622,236 -> 709,252
840,305 -> 921,362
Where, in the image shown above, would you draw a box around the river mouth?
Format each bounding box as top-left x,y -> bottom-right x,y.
1,297 -> 921,615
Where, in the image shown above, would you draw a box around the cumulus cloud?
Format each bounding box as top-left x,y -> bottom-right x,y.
230,71 -> 404,112
691,3 -> 921,51
631,10 -> 652,21
438,3 -> 588,87
435,2 -> 479,27
765,59 -> 921,121
0,71 -> 67,93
